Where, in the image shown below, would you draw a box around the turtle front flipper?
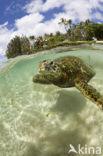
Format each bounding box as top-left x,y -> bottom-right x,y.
75,81 -> 103,110
33,74 -> 51,84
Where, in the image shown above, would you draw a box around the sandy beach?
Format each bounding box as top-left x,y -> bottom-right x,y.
96,41 -> 103,44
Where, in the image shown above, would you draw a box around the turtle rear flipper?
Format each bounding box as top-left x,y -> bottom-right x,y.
75,81 -> 103,110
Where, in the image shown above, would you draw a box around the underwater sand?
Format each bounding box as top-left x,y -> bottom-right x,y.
0,46 -> 103,156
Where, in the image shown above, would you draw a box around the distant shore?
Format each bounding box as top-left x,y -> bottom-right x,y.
96,41 -> 103,44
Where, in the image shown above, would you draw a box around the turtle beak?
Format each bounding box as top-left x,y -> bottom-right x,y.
39,59 -> 51,73
39,62 -> 45,72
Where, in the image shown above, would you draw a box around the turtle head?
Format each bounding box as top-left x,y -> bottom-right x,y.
39,59 -> 62,81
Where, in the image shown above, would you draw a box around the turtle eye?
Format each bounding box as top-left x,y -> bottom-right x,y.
49,61 -> 53,65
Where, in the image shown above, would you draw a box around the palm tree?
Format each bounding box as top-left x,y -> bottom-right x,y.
44,33 -> 50,40
38,36 -> 43,42
59,18 -> 68,32
77,19 -> 92,40
84,19 -> 94,40
59,18 -> 73,31
59,18 -> 73,40
77,21 -> 85,38
49,33 -> 54,37
58,18 -> 66,25
68,19 -> 72,29
55,31 -> 61,37
29,35 -> 35,40
85,19 -> 91,26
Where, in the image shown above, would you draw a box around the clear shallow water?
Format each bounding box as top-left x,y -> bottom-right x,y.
0,55 -> 7,69
0,47 -> 103,156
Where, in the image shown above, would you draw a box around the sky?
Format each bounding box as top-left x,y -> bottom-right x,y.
0,0 -> 103,56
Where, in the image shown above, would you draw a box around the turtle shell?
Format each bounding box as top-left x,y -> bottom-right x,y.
53,56 -> 95,87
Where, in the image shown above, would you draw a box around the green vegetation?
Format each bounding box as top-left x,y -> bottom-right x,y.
6,36 -> 21,58
6,36 -> 31,58
20,36 -> 31,55
6,19 -> 103,58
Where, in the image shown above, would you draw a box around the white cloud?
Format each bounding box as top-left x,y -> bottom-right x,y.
23,0 -> 43,13
23,0 -> 65,13
42,0 -> 65,12
93,12 -> 103,20
0,22 -> 8,29
0,23 -> 14,56
15,13 -> 44,36
63,0 -> 91,21
15,11 -> 66,37
22,0 -> 103,25
0,0 -> 103,56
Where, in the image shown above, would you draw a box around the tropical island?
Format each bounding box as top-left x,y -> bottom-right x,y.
6,18 -> 103,59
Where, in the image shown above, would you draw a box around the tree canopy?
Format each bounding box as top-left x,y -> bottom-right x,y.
6,36 -> 21,58
6,19 -> 103,59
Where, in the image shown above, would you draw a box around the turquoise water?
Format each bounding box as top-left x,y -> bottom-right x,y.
0,47 -> 103,156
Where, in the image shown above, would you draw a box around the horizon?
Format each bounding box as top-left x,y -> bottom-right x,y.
0,0 -> 103,57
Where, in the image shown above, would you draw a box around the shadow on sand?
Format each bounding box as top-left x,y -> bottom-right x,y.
24,89 -> 98,156
50,89 -> 86,119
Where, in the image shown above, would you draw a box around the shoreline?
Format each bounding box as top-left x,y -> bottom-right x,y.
96,41 -> 103,44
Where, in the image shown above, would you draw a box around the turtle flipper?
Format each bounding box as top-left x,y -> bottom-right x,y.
33,74 -> 51,84
75,81 -> 103,110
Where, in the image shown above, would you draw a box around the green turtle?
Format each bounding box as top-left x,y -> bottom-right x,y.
33,56 -> 103,110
